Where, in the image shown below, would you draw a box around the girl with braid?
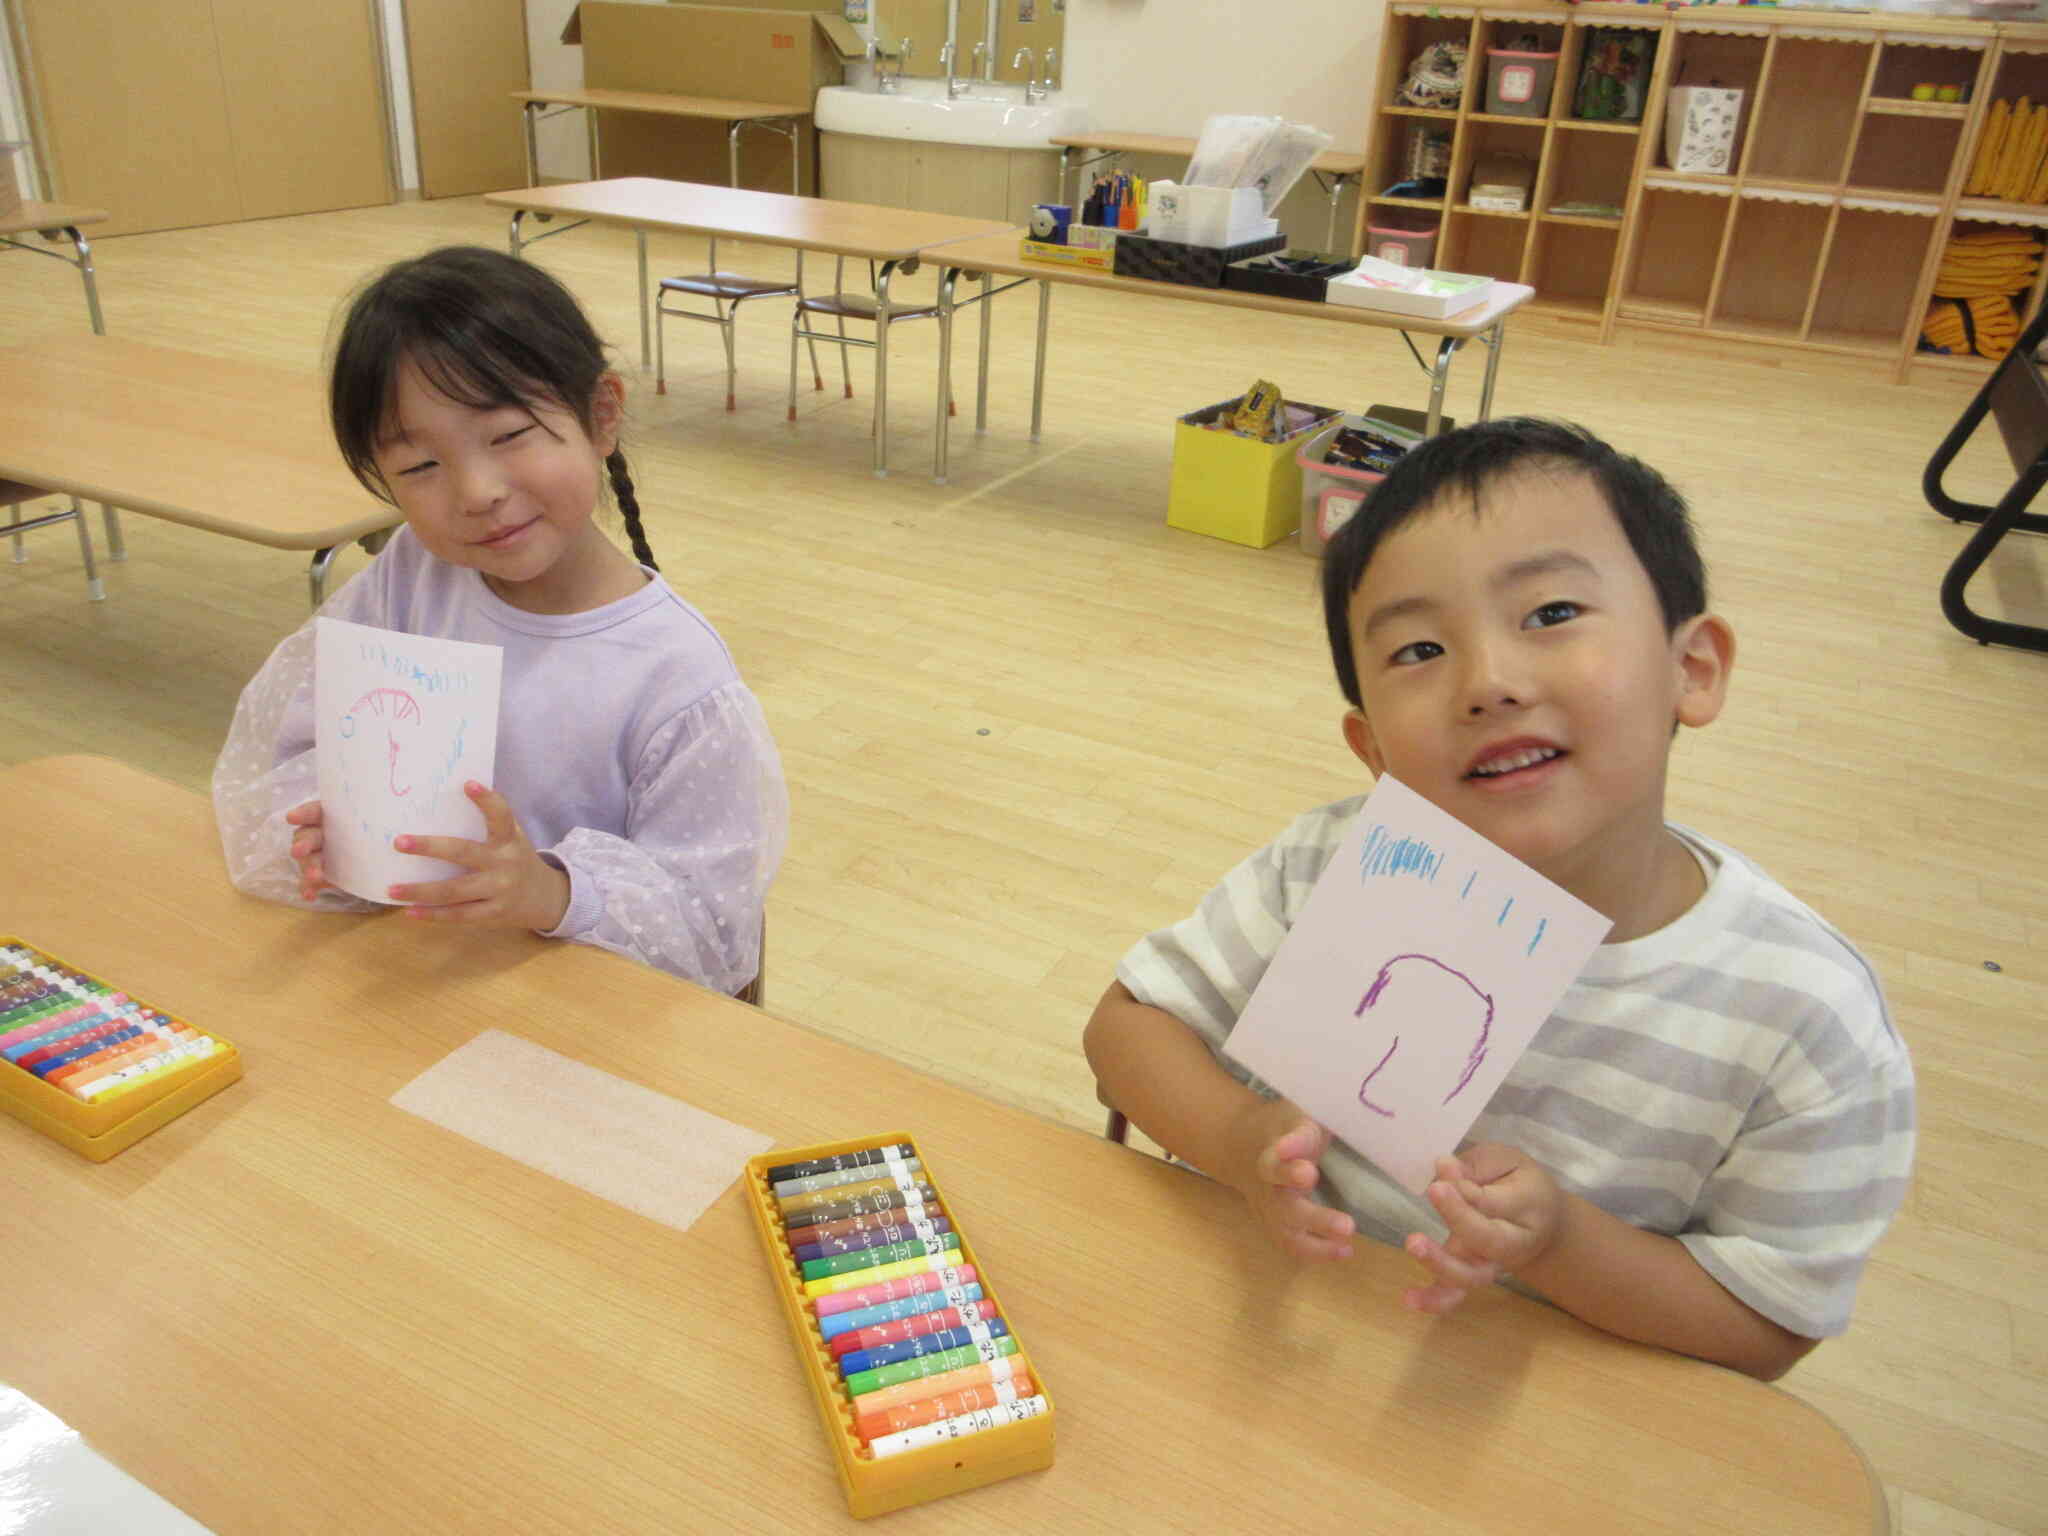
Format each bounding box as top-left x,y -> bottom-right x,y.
213,246 -> 786,995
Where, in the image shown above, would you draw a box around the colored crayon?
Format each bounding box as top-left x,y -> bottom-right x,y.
79,1034 -> 220,1101
31,1023 -> 146,1077
778,1167 -> 930,1218
801,1230 -> 960,1282
843,1334 -> 1018,1396
867,1394 -> 1049,1460
804,1252 -> 971,1300
764,1142 -> 915,1184
794,1214 -> 953,1263
816,1280 -> 984,1339
811,1264 -> 979,1318
829,1298 -> 996,1356
16,1012 -> 139,1071
842,1350 -> 1031,1413
54,1017 -> 195,1092
773,1156 -> 924,1199
781,1182 -> 937,1229
838,1318 -> 1009,1376
798,1206 -> 950,1246
852,1371 -> 1036,1440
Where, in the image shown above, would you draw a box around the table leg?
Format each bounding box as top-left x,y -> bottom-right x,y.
1060,145 -> 1072,210
1031,279 -> 1051,443
308,545 -> 341,610
1476,321 -> 1506,423
636,230 -> 650,374
523,103 -> 539,188
874,260 -> 895,478
1425,336 -> 1458,438
728,121 -> 742,190
507,209 -> 527,258
590,106 -> 603,180
977,271 -> 992,434
934,266 -> 957,484
66,223 -> 124,558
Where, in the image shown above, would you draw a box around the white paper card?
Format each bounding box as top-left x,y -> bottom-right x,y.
314,617 -> 503,903
1223,775 -> 1611,1194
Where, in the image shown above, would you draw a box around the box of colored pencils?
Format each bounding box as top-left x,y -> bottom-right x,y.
0,938 -> 242,1161
745,1133 -> 1054,1518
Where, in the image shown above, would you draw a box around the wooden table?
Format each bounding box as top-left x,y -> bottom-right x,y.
511,87 -> 807,195
0,754 -> 1888,1536
927,231 -> 1535,477
0,199 -> 109,335
483,178 -> 1015,479
1052,132 -> 1369,254
0,338 -> 398,607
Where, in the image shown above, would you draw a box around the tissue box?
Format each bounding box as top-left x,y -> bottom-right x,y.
1168,397 -> 1342,547
1663,86 -> 1744,174
1148,183 -> 1274,247
1115,231 -> 1288,287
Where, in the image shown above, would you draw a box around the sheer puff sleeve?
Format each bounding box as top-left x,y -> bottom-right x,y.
210,620 -> 380,913
539,681 -> 787,995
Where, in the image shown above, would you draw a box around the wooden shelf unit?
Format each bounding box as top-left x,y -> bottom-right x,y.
1359,2 -> 2048,379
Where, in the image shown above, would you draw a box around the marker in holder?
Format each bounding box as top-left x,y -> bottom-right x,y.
0,937 -> 242,1161
744,1132 -> 1055,1518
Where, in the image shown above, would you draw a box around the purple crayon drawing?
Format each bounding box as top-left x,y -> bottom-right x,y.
1354,953 -> 1494,1118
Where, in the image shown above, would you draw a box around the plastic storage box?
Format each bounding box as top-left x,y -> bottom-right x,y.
1169,397 -> 1341,547
1364,217 -> 1439,268
1486,48 -> 1559,116
1295,410 -> 1428,555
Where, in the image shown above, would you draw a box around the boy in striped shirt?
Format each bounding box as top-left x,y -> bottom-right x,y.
1085,419 -> 1913,1380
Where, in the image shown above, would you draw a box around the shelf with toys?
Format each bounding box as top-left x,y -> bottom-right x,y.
1360,1 -> 2048,378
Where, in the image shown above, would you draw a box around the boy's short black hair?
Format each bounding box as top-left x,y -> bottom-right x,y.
1319,417 -> 1707,708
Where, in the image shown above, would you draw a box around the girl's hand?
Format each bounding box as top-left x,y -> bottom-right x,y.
1401,1142 -> 1564,1314
1228,1100 -> 1357,1263
386,781 -> 571,933
284,800 -> 331,902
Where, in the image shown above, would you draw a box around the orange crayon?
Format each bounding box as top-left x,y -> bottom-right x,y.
855,1370 -> 1036,1441
845,1352 -> 1032,1415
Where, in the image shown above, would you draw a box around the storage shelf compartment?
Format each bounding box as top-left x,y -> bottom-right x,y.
1623,184 -> 1731,314
1529,219 -> 1620,312
1545,127 -> 1635,219
1864,98 -> 1970,119
1746,36 -> 1871,184
1454,205 -> 1533,219
1369,116 -> 1457,204
1618,295 -> 1707,327
1710,196 -> 1829,332
1848,112 -> 1962,196
1388,15 -> 1479,110
1917,219 -> 2047,362
1809,205 -> 1938,352
1442,208 -> 1532,283
1869,40 -> 1983,104
1454,117 -> 1545,217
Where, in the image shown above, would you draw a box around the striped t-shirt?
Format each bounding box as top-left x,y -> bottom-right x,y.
1116,795 -> 1915,1340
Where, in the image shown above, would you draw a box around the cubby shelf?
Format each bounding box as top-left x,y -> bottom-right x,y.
1359,1 -> 2048,380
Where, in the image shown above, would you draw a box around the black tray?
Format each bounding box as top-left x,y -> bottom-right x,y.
1113,231 -> 1288,288
1223,249 -> 1359,303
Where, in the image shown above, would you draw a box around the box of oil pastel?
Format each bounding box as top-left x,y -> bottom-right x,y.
0,937 -> 242,1161
745,1132 -> 1054,1518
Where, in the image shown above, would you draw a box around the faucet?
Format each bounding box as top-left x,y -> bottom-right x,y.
1044,48 -> 1059,92
971,40 -> 988,83
939,41 -> 966,99
1013,48 -> 1043,105
876,38 -> 911,93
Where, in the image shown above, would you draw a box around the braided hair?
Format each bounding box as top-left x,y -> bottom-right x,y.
330,245 -> 659,571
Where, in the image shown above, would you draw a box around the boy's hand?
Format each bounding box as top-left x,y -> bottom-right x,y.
1402,1142 -> 1564,1314
385,781 -> 571,934
284,800 -> 332,902
1227,1100 -> 1356,1263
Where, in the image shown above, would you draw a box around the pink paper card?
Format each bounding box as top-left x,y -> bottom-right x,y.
1223,775 -> 1611,1194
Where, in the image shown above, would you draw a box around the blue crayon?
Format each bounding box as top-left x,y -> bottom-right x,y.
793,1216 -> 953,1264
838,1318 -> 1011,1377
817,1282 -> 985,1341
32,1023 -> 144,1077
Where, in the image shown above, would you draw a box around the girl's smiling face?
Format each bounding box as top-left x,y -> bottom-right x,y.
372,357 -> 627,612
1339,465 -> 1732,906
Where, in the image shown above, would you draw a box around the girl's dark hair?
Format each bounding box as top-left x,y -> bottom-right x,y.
330,245 -> 658,570
1320,417 -> 1705,708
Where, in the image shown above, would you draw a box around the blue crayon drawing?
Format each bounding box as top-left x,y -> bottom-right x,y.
1353,953 -> 1495,1118
1497,896 -> 1514,926
1527,918 -> 1548,956
1359,822 -> 1445,882
1460,870 -> 1476,901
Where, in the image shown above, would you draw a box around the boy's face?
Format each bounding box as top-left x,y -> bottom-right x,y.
1339,465 -> 1732,886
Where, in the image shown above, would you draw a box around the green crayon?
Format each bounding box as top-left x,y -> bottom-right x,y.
843,1335 -> 1018,1396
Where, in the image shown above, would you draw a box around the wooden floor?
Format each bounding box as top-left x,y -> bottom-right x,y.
3,197 -> 2043,1536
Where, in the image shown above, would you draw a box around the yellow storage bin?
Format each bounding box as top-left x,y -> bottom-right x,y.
745,1132 -> 1054,1519
1167,397 -> 1341,548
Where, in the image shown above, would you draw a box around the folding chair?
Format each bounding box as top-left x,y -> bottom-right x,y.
1922,300 -> 2048,653
787,256 -> 954,434
2,478 -> 104,600
655,240 -> 821,412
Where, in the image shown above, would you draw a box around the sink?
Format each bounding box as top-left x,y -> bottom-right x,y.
815,79 -> 1088,150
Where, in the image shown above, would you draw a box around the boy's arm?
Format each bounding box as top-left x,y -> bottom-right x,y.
1411,1144 -> 1816,1381
1084,982 -> 1358,1262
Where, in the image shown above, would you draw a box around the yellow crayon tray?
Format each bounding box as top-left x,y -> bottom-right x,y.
744,1132 -> 1055,1519
0,937 -> 242,1161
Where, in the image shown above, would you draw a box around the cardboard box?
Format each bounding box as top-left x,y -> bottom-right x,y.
1663,85 -> 1745,174
567,2 -> 862,195
1168,397 -> 1341,548
1021,237 -> 1114,270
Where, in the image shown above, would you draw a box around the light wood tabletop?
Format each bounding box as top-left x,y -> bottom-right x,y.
0,754 -> 1887,1535
0,336 -> 397,604
512,87 -> 807,121
0,200 -> 111,336
0,199 -> 110,239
